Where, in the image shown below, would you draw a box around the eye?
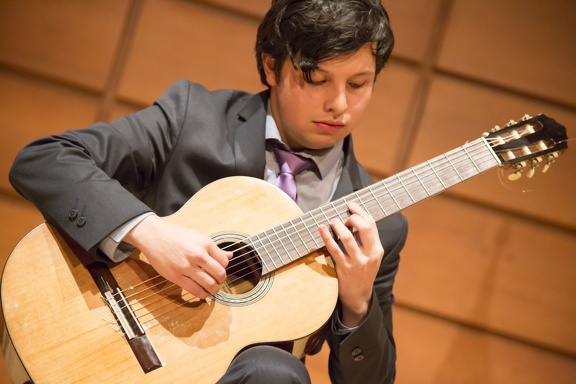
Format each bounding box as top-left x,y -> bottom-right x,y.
349,81 -> 367,89
310,78 -> 327,86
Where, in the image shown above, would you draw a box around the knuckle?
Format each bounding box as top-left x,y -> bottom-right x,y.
189,252 -> 207,265
215,270 -> 227,284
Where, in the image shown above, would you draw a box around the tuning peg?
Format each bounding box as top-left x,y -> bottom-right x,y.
521,114 -> 533,121
527,159 -> 540,178
508,162 -> 526,181
506,119 -> 518,127
542,152 -> 559,173
508,171 -> 522,181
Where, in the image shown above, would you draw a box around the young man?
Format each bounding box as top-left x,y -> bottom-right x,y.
10,0 -> 407,382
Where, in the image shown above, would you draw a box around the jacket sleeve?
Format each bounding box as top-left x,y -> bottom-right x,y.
326,212 -> 407,384
8,80 -> 193,257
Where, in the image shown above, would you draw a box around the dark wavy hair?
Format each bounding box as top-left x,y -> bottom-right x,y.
255,0 -> 394,87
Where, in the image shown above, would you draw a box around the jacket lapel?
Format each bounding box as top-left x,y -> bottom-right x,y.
231,91 -> 269,178
332,136 -> 366,200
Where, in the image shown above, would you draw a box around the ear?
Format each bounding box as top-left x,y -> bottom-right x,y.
262,54 -> 278,86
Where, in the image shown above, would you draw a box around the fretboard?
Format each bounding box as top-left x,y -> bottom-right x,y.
250,137 -> 501,274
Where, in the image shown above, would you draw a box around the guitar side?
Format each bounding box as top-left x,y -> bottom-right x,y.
0,177 -> 339,383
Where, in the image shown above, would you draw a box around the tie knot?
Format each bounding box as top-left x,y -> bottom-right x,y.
273,146 -> 315,176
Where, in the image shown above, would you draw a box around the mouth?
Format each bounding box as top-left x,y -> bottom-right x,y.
314,120 -> 345,132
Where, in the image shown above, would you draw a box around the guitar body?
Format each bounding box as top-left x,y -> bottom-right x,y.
2,114 -> 568,383
0,177 -> 339,383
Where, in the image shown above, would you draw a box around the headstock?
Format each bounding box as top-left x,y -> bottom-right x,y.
483,114 -> 568,180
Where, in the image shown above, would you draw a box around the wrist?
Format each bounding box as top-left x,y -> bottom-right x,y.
340,298 -> 370,328
123,214 -> 160,249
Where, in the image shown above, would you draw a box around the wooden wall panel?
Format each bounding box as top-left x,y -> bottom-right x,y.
354,63 -> 419,176
408,75 -> 576,229
437,0 -> 576,107
202,0 -> 447,63
0,200 -> 43,271
1,1 -> 575,383
396,196 -> 576,354
0,71 -> 100,194
199,0 -> 269,17
0,0 -> 131,91
383,0 -> 445,61
118,0 -> 263,105
394,307 -> 576,384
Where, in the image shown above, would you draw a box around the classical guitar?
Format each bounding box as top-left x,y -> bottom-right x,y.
0,114 -> 568,383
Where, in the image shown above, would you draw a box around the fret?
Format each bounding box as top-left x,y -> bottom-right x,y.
410,167 -> 432,197
450,145 -> 480,180
263,228 -> 289,266
318,205 -> 333,227
367,184 -> 388,218
427,159 -> 447,189
320,201 -> 342,222
252,232 -> 279,269
351,191 -> 367,215
481,137 -> 502,168
253,138 -> 504,273
472,139 -> 501,171
443,152 -> 464,183
396,173 -> 416,204
281,222 -> 304,258
334,198 -> 351,221
308,209 -> 323,231
338,195 -> 350,220
287,218 -> 312,255
413,162 -> 443,196
299,213 -> 321,249
382,180 -> 403,211
355,188 -> 379,220
248,238 -> 272,275
272,225 -> 294,262
462,143 -> 482,174
316,205 -> 333,241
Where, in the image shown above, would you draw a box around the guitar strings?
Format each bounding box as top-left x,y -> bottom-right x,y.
106,137 -> 506,324
213,138 -> 499,283
109,129 -> 556,327
124,140 -> 495,299
217,128 -> 557,282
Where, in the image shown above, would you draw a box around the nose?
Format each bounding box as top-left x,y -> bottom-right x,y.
324,86 -> 348,117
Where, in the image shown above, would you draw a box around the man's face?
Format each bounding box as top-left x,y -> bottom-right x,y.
264,43 -> 376,151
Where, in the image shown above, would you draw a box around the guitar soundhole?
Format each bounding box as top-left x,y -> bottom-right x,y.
220,241 -> 262,295
211,233 -> 273,307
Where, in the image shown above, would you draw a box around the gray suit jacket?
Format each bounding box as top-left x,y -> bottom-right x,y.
10,80 -> 407,383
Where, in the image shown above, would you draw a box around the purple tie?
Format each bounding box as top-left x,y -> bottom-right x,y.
273,146 -> 315,202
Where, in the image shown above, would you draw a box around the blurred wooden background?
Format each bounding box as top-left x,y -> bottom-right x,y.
1,0 -> 575,383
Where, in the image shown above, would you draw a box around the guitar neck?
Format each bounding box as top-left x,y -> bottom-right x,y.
251,137 -> 500,274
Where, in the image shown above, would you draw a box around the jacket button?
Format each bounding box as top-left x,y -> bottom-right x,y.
351,348 -> 362,357
68,209 -> 78,220
76,216 -> 87,227
354,354 -> 365,362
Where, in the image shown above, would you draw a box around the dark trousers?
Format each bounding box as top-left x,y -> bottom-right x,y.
217,346 -> 312,384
